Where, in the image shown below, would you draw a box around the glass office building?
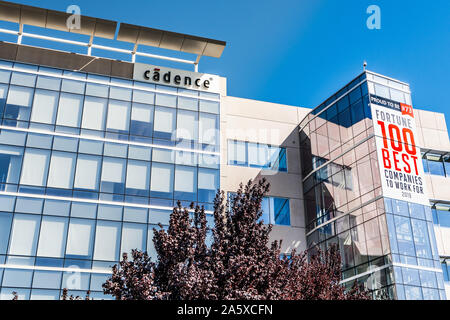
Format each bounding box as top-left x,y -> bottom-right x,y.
299,71 -> 446,300
0,59 -> 220,300
0,1 -> 448,300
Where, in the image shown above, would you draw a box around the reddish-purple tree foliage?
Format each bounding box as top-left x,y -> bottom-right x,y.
103,178 -> 371,300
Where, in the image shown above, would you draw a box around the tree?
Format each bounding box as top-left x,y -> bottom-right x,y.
103,178 -> 371,300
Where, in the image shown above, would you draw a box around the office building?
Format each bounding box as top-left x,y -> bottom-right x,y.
0,1 -> 448,300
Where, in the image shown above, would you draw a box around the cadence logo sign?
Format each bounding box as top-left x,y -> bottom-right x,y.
133,63 -> 220,93
370,94 -> 430,205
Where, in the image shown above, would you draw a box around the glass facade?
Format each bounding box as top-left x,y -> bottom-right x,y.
0,59 -> 220,299
299,71 -> 446,299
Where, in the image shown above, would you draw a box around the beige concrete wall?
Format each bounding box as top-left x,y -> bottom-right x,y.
415,109 -> 450,152
220,96 -> 310,253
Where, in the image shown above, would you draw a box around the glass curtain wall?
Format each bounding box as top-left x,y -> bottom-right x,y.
0,60 -> 220,300
299,71 -> 446,300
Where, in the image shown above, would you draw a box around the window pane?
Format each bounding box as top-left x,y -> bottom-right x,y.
47,152 -> 76,189
155,93 -> 176,107
153,106 -> 175,140
0,145 -> 23,184
0,211 -> 13,254
411,219 -> 432,259
427,157 -> 445,176
150,162 -> 174,198
248,142 -> 266,168
199,113 -> 218,145
228,140 -> 246,165
394,216 -> 416,256
198,168 -> 218,203
81,96 -> 107,130
174,165 -> 197,201
5,85 -> 34,121
130,103 -> 153,137
20,149 -> 50,186
66,218 -> 95,259
86,75 -> 109,97
260,197 -> 270,224
390,88 -> 405,103
178,96 -> 198,111
374,83 -> 390,99
273,197 -> 290,226
74,155 -> 101,190
8,214 -> 40,255
30,89 -> 59,124
100,157 -> 126,194
37,216 -> 68,258
56,93 -> 83,127
110,85 -> 132,101
199,100 -> 219,114
106,100 -> 131,132
121,223 -> 146,256
132,89 -> 154,104
93,221 -> 121,261
11,71 -> 36,87
126,160 -> 150,192
176,110 -> 198,141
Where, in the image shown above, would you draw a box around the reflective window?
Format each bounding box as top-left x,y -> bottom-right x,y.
229,192 -> 290,226
106,100 -> 131,133
5,86 -> 34,121
150,162 -> 174,198
176,110 -> 198,142
37,216 -> 68,258
121,223 -> 146,257
198,168 -> 218,203
20,149 -> 50,187
56,93 -> 83,128
74,155 -> 101,191
0,145 -> 23,185
93,220 -> 121,261
0,212 -> 13,254
153,106 -> 176,140
100,157 -> 126,194
130,103 -> 153,137
30,89 -> 59,124
227,140 -> 287,172
47,152 -> 76,189
125,160 -> 150,195
8,214 -> 40,255
81,96 -> 107,131
422,153 -> 447,177
65,218 -> 95,259
174,165 -> 197,201
199,113 -> 218,146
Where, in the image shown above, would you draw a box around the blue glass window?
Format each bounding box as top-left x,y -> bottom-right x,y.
130,103 -> 153,137
0,145 -> 23,185
394,216 -> 415,256
273,197 -> 290,225
198,168 -> 218,203
227,140 -> 287,172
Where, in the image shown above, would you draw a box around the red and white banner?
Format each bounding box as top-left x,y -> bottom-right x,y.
370,95 -> 430,205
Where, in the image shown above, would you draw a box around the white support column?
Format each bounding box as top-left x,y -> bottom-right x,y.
17,23 -> 23,44
194,55 -> 201,72
87,34 -> 94,56
131,43 -> 139,63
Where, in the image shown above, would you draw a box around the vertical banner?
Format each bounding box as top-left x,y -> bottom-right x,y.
370,94 -> 430,205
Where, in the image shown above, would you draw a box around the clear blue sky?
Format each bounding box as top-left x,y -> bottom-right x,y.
7,0 -> 450,126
